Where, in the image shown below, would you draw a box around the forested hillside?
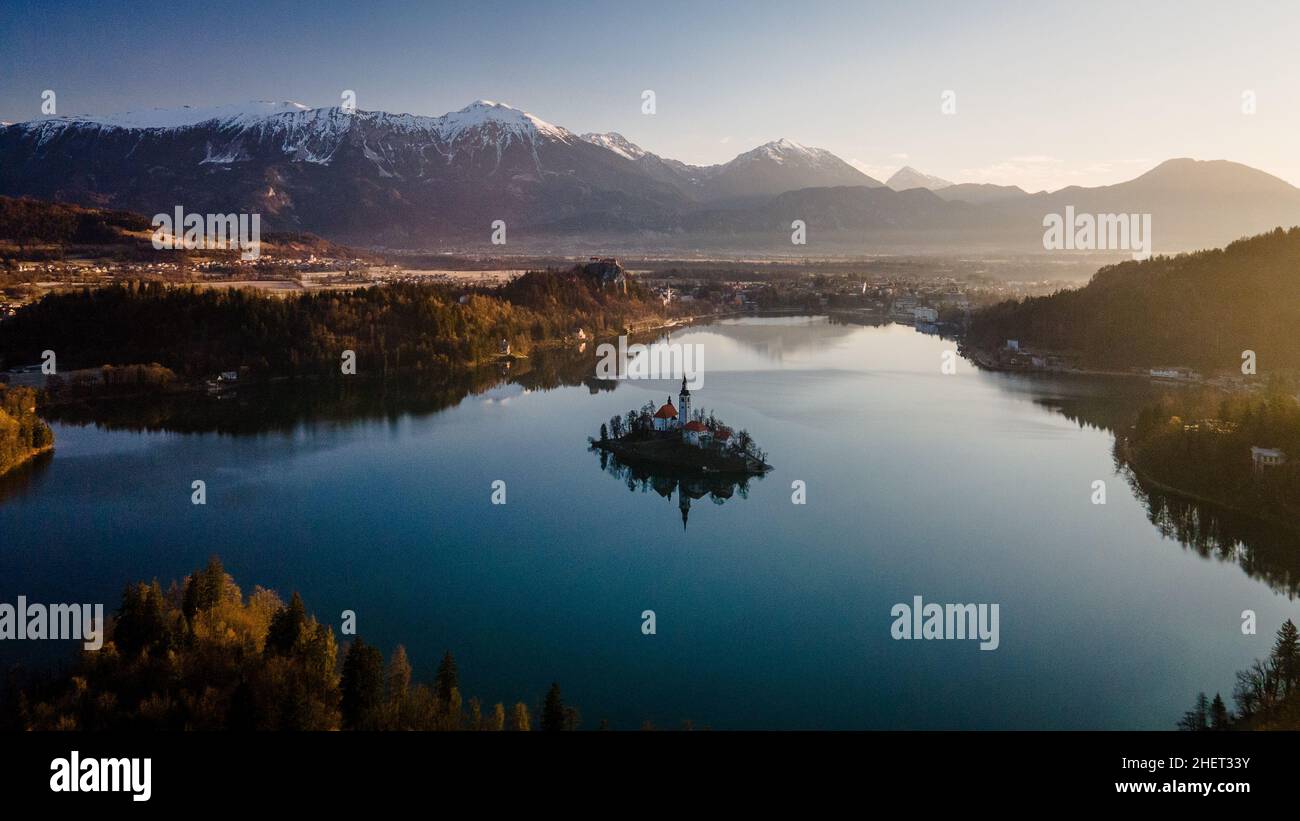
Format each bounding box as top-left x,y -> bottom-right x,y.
967,227 -> 1300,372
0,270 -> 663,377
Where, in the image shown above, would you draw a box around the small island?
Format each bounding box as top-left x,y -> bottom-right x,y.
592,377 -> 771,475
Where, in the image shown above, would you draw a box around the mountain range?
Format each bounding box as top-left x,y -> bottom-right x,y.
3,99 -> 1300,254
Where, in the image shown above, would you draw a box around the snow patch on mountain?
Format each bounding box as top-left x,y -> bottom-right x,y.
29,101 -> 312,131
580,132 -> 648,160
434,100 -> 573,145
736,138 -> 839,167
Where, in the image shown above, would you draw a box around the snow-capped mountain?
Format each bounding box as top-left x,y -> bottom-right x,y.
25,101 -> 313,132
886,166 -> 952,191
700,139 -> 882,200
578,133 -> 881,201
3,100 -> 1300,252
0,100 -> 688,244
0,100 -> 879,243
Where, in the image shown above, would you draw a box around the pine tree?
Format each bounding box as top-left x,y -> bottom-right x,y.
435,650 -> 459,705
340,638 -> 385,730
1272,619 -> 1300,696
1210,693 -> 1231,730
542,682 -> 566,732
265,591 -> 307,657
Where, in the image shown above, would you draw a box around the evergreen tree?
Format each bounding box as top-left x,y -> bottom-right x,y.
1271,619 -> 1300,696
265,591 -> 307,656
542,682 -> 566,732
1210,693 -> 1230,730
435,650 -> 459,705
114,580 -> 173,657
340,638 -> 385,730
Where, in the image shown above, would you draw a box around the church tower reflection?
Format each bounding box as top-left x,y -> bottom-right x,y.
592,445 -> 759,530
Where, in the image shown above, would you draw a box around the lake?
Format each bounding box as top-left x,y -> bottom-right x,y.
2,315 -> 1297,729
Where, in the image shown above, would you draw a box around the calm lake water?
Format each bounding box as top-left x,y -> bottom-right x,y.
3,316 -> 1298,729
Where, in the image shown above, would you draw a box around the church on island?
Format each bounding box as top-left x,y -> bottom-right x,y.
651,378 -> 733,448
592,375 -> 769,477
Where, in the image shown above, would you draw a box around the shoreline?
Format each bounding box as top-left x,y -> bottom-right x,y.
958,345 -> 1262,390
0,443 -> 54,479
593,436 -> 771,476
1115,437 -> 1300,536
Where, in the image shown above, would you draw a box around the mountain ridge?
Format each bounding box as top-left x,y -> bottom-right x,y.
4,101 -> 1300,253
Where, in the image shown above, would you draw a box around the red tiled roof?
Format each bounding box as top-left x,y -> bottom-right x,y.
684,421 -> 708,432
654,403 -> 678,419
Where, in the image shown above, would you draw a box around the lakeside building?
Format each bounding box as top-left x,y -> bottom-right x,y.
1151,367 -> 1199,381
1251,447 -> 1287,471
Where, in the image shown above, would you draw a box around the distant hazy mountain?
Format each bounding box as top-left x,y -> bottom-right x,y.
933,183 -> 1030,204
886,166 -> 952,191
698,139 -> 882,200
2,101 -> 1299,252
975,158 -> 1300,252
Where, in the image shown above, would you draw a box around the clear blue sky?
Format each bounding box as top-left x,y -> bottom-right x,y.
3,0 -> 1298,189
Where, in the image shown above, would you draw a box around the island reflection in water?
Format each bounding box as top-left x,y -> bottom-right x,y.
23,318 -> 1300,593
591,446 -> 764,529
9,315 -> 1300,728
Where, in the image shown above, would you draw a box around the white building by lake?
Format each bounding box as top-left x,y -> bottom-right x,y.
1251,447 -> 1286,471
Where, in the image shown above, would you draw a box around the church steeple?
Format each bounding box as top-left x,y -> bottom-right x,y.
678,376 -> 692,429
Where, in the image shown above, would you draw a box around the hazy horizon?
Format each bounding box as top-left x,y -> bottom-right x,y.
2,0 -> 1298,191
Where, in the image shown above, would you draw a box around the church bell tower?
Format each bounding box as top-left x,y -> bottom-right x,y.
678,376 -> 692,428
